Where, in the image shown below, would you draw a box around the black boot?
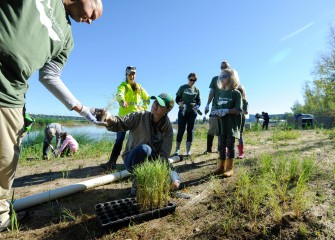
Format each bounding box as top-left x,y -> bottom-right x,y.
204,134 -> 214,154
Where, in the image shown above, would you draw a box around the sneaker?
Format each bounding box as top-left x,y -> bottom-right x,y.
0,218 -> 10,232
0,210 -> 28,232
42,155 -> 48,160
173,150 -> 180,156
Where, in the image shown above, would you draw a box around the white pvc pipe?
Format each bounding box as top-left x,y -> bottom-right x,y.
13,170 -> 131,211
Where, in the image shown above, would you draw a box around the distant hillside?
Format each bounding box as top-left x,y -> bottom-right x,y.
31,114 -> 84,121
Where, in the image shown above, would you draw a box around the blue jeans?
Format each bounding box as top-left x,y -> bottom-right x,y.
124,144 -> 180,183
176,110 -> 197,142
108,131 -> 126,165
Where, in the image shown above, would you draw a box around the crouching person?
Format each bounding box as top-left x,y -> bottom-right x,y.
54,132 -> 79,158
105,93 -> 181,196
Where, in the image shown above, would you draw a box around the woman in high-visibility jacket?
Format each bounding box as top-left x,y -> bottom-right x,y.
101,66 -> 150,170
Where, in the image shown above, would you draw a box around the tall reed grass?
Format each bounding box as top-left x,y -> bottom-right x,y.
134,159 -> 171,212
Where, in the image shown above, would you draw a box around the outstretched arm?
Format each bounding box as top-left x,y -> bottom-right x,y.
39,60 -> 99,123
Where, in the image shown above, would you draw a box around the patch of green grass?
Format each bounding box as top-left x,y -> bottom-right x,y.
193,125 -> 208,139
326,128 -> 335,139
203,153 -> 318,238
271,129 -> 300,143
60,207 -> 76,222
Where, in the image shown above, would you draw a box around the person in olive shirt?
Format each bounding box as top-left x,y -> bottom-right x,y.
0,0 -> 103,231
174,73 -> 201,156
211,68 -> 242,177
204,61 -> 230,154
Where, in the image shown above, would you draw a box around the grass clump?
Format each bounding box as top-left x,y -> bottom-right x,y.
271,129 -> 300,143
134,159 -> 171,212
204,153 -> 317,238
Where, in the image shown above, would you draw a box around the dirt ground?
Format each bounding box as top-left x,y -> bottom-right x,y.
1,129 -> 335,239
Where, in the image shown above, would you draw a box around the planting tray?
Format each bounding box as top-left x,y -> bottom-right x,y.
95,198 -> 176,232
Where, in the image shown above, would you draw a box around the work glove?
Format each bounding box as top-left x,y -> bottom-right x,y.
192,105 -> 200,113
80,106 -> 109,125
53,150 -> 59,158
204,104 -> 210,115
80,106 -> 97,123
210,109 -> 229,117
182,104 -> 187,116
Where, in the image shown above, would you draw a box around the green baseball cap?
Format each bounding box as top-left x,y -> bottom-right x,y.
151,93 -> 174,110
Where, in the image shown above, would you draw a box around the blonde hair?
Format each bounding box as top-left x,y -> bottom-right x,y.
91,0 -> 103,10
221,69 -> 240,90
237,85 -> 247,100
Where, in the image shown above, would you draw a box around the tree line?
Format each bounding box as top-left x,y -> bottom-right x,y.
291,25 -> 335,116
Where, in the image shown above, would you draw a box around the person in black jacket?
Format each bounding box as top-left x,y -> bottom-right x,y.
261,111 -> 270,130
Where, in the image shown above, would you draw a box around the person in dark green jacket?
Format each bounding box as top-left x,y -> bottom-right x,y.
0,0 -> 103,232
211,68 -> 242,177
174,73 -> 201,156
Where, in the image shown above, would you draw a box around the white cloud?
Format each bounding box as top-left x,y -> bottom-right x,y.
279,22 -> 314,42
269,48 -> 292,65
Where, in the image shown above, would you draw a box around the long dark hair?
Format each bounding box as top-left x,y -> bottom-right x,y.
125,75 -> 140,93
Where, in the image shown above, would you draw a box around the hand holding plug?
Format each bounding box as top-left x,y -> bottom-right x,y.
80,106 -> 97,123
121,100 -> 128,108
171,180 -> 180,190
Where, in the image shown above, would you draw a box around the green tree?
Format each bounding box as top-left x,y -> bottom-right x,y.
296,25 -> 335,116
291,101 -> 305,114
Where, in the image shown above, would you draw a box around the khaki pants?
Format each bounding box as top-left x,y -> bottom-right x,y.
207,116 -> 218,136
0,107 -> 26,223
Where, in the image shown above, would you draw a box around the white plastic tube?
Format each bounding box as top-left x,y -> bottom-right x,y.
13,170 -> 131,211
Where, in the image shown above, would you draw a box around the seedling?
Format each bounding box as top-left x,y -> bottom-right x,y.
9,192 -> 19,232
134,159 -> 171,212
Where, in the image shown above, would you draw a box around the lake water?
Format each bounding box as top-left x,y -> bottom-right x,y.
24,123 -> 178,142
25,124 -> 116,141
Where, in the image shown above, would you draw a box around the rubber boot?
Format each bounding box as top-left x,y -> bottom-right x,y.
174,142 -> 181,156
213,159 -> 227,175
223,158 -> 234,177
204,134 -> 214,154
237,145 -> 245,159
186,142 -> 192,156
42,140 -> 49,160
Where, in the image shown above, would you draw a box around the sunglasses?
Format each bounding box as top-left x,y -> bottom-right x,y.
189,78 -> 197,82
219,74 -> 228,80
126,66 -> 136,70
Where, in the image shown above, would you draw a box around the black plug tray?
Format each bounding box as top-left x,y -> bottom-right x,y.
95,198 -> 176,232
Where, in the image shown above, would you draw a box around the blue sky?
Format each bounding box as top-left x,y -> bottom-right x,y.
26,1 -> 335,121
